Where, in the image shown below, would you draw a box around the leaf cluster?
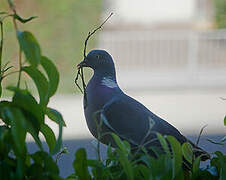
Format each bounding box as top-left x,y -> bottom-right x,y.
0,3 -> 65,180
68,132 -> 226,180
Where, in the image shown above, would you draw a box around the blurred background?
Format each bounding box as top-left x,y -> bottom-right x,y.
1,0 -> 226,177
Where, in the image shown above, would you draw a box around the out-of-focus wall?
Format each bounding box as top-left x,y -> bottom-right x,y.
98,0 -> 225,90
112,0 -> 195,23
103,0 -> 214,28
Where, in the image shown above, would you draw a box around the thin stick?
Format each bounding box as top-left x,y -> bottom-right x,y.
17,48 -> 22,88
2,61 -> 10,71
75,13 -> 113,107
80,67 -> 86,90
80,67 -> 88,107
74,69 -> 83,93
0,21 -> 3,71
1,65 -> 13,74
83,12 -> 113,57
196,124 -> 208,146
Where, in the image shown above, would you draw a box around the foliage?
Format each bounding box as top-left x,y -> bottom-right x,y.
0,1 -> 65,179
214,0 -> 226,28
66,132 -> 226,180
1,1 -> 226,180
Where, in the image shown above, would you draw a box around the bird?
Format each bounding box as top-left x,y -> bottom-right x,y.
77,49 -> 209,161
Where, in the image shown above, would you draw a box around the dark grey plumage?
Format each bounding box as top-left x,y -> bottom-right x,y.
78,49 -> 209,161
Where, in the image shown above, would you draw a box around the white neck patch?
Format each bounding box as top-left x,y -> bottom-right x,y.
101,77 -> 118,88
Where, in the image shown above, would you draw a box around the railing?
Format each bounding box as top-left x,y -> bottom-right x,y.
98,30 -> 226,89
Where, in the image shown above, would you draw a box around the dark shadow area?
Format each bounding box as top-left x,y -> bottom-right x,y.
27,134 -> 226,177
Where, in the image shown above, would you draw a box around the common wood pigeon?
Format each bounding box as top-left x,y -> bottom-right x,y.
77,49 -> 209,160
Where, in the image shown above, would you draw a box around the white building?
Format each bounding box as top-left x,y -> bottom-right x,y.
103,0 -> 214,29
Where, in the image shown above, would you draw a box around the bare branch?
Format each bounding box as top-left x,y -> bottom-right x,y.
0,21 -> 3,71
75,13 -> 113,109
83,12 -> 113,57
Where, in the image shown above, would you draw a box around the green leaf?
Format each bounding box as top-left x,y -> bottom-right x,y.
224,116 -> 226,126
148,154 -> 172,179
17,31 -> 41,67
43,153 -> 59,174
0,125 -> 11,155
149,146 -> 164,158
0,159 -> 12,179
46,107 -> 66,126
112,133 -> 126,153
0,101 -> 12,125
167,136 -> 182,179
27,164 -> 43,179
207,138 -> 224,145
40,56 -> 59,97
12,13 -> 37,23
16,157 -> 26,179
215,151 -> 226,180
3,107 -> 26,156
23,111 -> 43,150
73,148 -> 91,180
192,156 -> 200,174
135,164 -> 150,180
156,133 -> 170,156
30,151 -> 59,175
7,87 -> 44,149
22,66 -> 49,106
46,108 -> 64,155
182,142 -> 193,164
8,87 -> 44,124
40,123 -> 56,153
112,133 -> 134,180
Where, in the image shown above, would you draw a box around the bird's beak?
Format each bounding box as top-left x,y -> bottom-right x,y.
77,58 -> 88,69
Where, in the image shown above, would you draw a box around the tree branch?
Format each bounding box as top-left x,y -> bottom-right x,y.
83,12 -> 113,58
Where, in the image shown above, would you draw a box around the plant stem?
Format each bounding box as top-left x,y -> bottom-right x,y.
0,21 -> 3,72
2,70 -> 19,78
17,48 -> 22,88
8,0 -> 22,88
83,12 -> 113,57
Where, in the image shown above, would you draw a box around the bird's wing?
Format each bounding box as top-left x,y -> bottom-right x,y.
100,95 -> 157,146
100,94 -> 187,147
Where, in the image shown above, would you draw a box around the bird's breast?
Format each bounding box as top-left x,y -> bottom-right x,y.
83,77 -> 119,138
85,81 -> 116,111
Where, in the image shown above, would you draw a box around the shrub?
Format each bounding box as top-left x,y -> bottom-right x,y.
69,132 -> 226,180
0,1 -> 65,179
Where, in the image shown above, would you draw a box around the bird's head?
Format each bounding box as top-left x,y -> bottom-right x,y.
77,49 -> 116,77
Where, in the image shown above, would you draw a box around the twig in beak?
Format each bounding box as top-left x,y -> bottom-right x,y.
74,68 -> 83,94
75,12 -> 113,108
